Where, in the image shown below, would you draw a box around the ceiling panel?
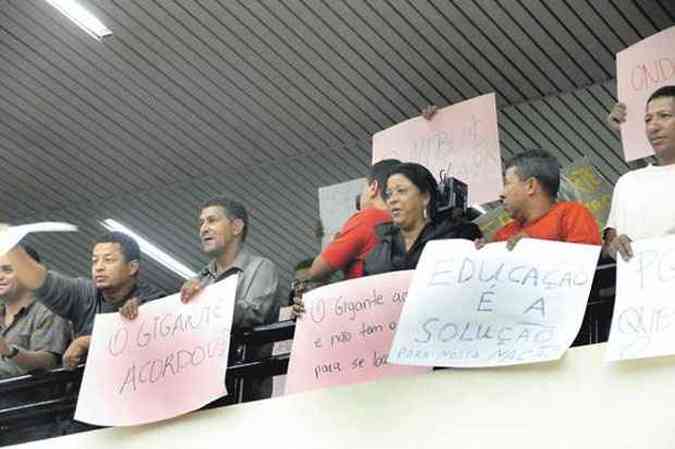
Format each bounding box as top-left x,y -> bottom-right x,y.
0,0 -> 671,298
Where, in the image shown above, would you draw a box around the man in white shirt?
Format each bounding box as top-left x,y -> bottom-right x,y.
605,85 -> 675,260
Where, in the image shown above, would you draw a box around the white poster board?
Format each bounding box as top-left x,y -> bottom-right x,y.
606,235 -> 675,361
318,178 -> 365,249
372,93 -> 502,205
75,277 -> 237,426
389,239 -> 600,367
0,222 -> 77,256
285,271 -> 429,394
617,26 -> 675,161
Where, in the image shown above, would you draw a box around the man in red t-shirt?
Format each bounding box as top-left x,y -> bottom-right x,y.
493,150 -> 601,248
310,159 -> 401,280
292,159 -> 400,317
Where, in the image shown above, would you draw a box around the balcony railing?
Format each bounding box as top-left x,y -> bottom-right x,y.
0,261 -> 616,446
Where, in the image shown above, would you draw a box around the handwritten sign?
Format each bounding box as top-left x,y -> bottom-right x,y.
388,239 -> 600,367
372,93 -> 502,205
285,271 -> 430,394
474,158 -> 612,240
318,178 -> 365,249
0,222 -> 77,256
617,26 -> 675,161
606,236 -> 675,361
74,276 -> 237,426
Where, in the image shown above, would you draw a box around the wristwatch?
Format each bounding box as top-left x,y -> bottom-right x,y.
2,345 -> 19,361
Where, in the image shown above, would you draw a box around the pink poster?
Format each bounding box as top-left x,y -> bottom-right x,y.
74,276 -> 237,426
285,271 -> 430,395
617,26 -> 675,161
372,93 -> 502,205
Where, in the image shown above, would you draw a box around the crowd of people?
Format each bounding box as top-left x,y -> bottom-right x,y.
294,86 -> 675,304
0,84 -> 673,443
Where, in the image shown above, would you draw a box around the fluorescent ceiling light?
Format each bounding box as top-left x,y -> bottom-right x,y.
101,219 -> 197,280
44,0 -> 112,40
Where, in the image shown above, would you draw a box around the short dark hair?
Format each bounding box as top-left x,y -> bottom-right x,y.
369,159 -> 401,200
92,232 -> 141,263
387,162 -> 440,221
647,85 -> 675,105
21,245 -> 41,263
505,149 -> 561,198
201,197 -> 249,242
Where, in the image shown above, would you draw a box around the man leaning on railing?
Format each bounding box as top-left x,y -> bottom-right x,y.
1,230 -> 163,370
0,244 -> 71,447
604,86 -> 675,261
180,197 -> 282,403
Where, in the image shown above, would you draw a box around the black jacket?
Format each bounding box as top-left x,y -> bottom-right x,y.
364,219 -> 482,276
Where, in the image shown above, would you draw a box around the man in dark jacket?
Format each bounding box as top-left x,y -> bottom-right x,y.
4,231 -> 163,368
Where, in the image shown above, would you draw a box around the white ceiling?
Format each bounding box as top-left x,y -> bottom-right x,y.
1,0 -> 673,295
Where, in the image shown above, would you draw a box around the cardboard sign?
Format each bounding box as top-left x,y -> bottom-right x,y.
75,276 -> 237,426
559,158 -> 612,231
617,26 -> 675,161
372,93 -> 502,205
388,239 -> 600,367
318,178 -> 365,249
606,236 -> 675,361
285,271 -> 430,394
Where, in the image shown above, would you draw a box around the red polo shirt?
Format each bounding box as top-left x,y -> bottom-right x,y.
494,202 -> 601,245
321,207 -> 391,279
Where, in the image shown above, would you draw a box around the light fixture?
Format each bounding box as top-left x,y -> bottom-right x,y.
100,219 -> 197,279
44,0 -> 112,40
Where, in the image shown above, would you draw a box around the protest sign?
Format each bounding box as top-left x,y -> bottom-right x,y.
285,271 -> 430,394
372,93 -> 502,205
318,178 -> 365,249
388,239 -> 600,367
617,26 -> 675,161
0,222 -> 77,256
606,236 -> 675,361
74,276 -> 237,426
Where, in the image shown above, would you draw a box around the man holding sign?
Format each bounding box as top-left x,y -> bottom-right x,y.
292,159 -> 400,317
305,159 -> 401,282
606,86 -> 675,261
493,150 -> 601,248
180,197 -> 281,402
4,232 -> 163,369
